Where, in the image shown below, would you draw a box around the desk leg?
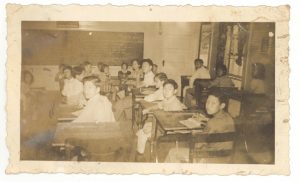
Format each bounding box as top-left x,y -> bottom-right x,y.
181,83 -> 184,102
150,117 -> 158,163
132,97 -> 135,130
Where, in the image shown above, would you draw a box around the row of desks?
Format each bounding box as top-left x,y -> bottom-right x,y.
51,87 -> 205,162
132,88 -> 205,162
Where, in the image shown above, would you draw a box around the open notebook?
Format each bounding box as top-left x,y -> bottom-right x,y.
179,118 -> 207,129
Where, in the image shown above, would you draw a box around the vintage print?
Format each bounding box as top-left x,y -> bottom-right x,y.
6,5 -> 290,174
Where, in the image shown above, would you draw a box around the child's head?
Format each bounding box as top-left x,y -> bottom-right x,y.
131,59 -> 140,70
59,64 -> 66,72
194,58 -> 204,70
82,76 -> 101,99
163,79 -> 178,99
83,61 -> 92,72
216,64 -> 228,77
63,66 -> 73,79
206,89 -> 227,115
154,72 -> 168,89
72,66 -> 84,81
152,64 -> 158,74
142,59 -> 153,73
22,70 -> 34,85
102,64 -> 109,74
121,62 -> 128,71
97,62 -> 103,72
252,63 -> 265,79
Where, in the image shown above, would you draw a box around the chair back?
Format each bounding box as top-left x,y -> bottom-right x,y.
194,79 -> 211,109
189,131 -> 236,163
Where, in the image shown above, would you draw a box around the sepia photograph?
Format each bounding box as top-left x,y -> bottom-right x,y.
20,21 -> 275,164
5,5 -> 289,174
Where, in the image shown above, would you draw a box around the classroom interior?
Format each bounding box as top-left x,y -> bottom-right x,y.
20,21 -> 275,164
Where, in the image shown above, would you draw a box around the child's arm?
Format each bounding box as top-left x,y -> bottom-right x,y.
142,102 -> 161,114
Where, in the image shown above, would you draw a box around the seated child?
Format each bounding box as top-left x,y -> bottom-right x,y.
184,58 -> 211,107
21,70 -> 35,121
72,76 -> 116,123
118,62 -> 131,91
250,63 -> 266,94
136,79 -> 186,154
209,64 -> 234,88
165,89 -> 235,163
152,64 -> 158,75
97,63 -> 112,94
54,64 -> 66,91
113,58 -> 156,120
61,66 -> 84,106
72,66 -> 87,107
82,61 -> 94,77
138,59 -> 155,88
128,59 -> 143,86
144,72 -> 168,102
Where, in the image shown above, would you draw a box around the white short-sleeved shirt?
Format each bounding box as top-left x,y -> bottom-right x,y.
144,87 -> 164,102
73,94 -> 116,123
143,71 -> 155,87
189,67 -> 211,87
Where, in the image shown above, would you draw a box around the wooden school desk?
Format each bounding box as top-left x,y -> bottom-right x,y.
131,87 -> 157,129
55,104 -> 80,122
150,110 -> 205,162
52,122 -> 124,160
135,100 -> 158,128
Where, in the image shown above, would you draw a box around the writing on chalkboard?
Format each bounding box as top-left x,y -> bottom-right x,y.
22,30 -> 144,66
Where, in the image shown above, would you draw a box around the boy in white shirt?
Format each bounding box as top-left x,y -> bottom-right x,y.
113,59 -> 156,121
61,66 -> 84,106
138,59 -> 155,88
144,72 -> 168,102
136,79 -> 186,157
72,76 -> 116,123
184,59 -> 211,107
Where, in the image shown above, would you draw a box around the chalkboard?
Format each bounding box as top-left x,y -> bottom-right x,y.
22,30 -> 144,66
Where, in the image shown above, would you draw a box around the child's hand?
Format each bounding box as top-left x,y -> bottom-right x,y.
192,113 -> 209,121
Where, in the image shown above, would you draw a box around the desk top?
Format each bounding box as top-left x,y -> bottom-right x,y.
52,122 -> 122,147
56,104 -> 80,122
153,110 -> 202,131
138,100 -> 158,109
132,87 -> 157,98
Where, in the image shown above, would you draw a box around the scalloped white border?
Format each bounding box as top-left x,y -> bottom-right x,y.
5,4 -> 290,174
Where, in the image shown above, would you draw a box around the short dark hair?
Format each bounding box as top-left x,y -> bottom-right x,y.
72,66 -> 84,77
97,62 -> 103,67
83,75 -> 101,87
217,64 -> 228,76
22,70 -> 34,84
208,88 -> 228,105
194,58 -> 204,65
83,61 -> 91,66
154,72 -> 168,82
121,62 -> 128,68
131,59 -> 140,65
142,58 -> 153,67
59,64 -> 66,69
101,64 -> 109,72
63,65 -> 72,72
163,79 -> 178,90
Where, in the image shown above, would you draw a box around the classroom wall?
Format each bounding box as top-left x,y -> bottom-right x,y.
22,22 -> 201,91
158,22 -> 201,92
243,23 -> 275,95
